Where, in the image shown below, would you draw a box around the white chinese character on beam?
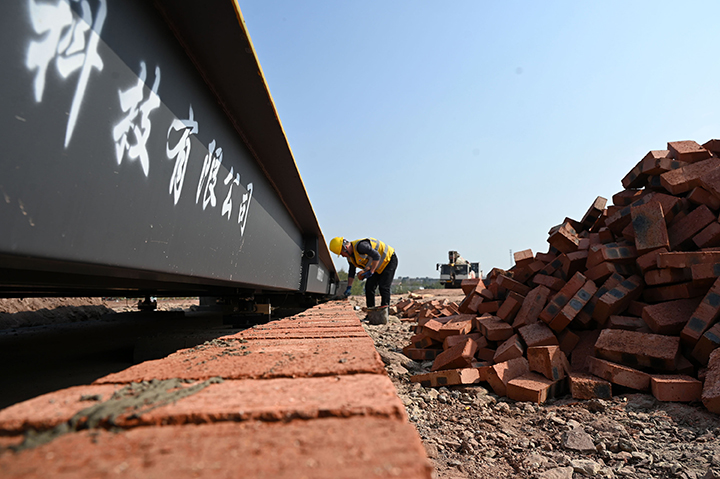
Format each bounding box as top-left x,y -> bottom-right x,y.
26,0 -> 106,148
196,139 -> 223,210
166,106 -> 198,205
112,61 -> 161,176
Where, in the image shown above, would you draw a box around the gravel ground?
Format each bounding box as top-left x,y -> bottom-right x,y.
4,294 -> 719,478
351,292 -> 720,479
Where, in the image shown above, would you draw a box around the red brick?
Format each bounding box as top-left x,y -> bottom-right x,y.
587,356 -> 651,391
475,346 -> 496,362
457,292 -> 476,314
667,140 -> 712,163
100,334 -> 385,384
557,329 -> 580,356
623,160 -> 649,189
620,220 -> 636,242
539,272 -> 587,324
431,338 -> 478,372
547,221 -> 580,254
477,315 -> 514,342
539,256 -> 563,276
411,368 -> 485,387
574,272 -> 625,327
549,280 -> 598,332
527,346 -> 569,381
681,277 -> 720,346
691,322 -> 720,365
607,315 -> 647,331
479,284 -> 495,300
496,291 -> 524,323
535,251 -> 557,263
513,249 -> 534,268
559,250 -> 589,280
513,285 -> 551,328
594,329 -> 679,370
568,372 -> 612,400
606,192 -> 683,236
644,267 -> 692,286
701,349 -> 720,413
631,201 -> 669,254
642,282 -> 709,303
659,157 -> 720,194
668,204 -> 716,250
496,274 -> 531,297
486,357 -> 529,396
642,153 -> 684,173
693,221 -> 720,249
658,251 -> 720,268
587,242 -> 617,269
476,301 -> 501,314
402,347 -> 442,361
0,418 -> 432,479
512,260 -> 545,284
506,372 -> 562,404
627,300 -> 647,317
580,196 -> 608,230
410,333 -> 439,350
642,298 -> 701,335
598,226 -> 615,243
444,333 -> 485,350
0,374 -> 410,433
584,261 -> 636,283
518,322 -> 559,348
464,292 -> 485,313
623,151 -> 682,189
613,189 -> 647,206
699,165 -> 720,200
460,278 -> 481,296
421,319 -> 445,342
593,275 -> 644,324
493,334 -> 525,363
650,375 -> 703,402
687,187 -> 720,211
636,247 -> 667,274
438,316 -> 475,339
571,330 -> 601,372
703,139 -> 720,155
600,244 -> 638,264
532,274 -> 565,291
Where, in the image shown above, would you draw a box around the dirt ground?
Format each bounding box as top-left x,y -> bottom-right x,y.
3,293 -> 720,478
0,297 -> 198,330
350,290 -> 720,479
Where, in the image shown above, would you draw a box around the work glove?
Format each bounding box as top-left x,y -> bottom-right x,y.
358,270 -> 373,281
344,286 -> 352,297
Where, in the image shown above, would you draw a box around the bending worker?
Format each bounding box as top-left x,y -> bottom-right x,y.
329,236 -> 398,308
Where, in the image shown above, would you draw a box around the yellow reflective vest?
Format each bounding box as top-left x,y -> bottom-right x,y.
349,238 -> 395,274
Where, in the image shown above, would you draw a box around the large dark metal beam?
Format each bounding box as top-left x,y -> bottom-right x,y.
0,0 -> 338,298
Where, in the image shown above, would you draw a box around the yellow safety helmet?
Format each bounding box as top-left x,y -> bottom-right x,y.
329,237 -> 344,255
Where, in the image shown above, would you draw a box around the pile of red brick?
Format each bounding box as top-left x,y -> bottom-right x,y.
401,139 -> 720,413
392,298 -> 460,322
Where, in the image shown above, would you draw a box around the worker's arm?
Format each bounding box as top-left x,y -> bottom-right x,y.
368,259 -> 380,274
355,240 -> 381,274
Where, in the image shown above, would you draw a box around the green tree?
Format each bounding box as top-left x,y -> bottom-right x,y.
337,268 -> 364,296
350,279 -> 365,296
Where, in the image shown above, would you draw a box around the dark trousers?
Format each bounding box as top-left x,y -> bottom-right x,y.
365,253 -> 398,308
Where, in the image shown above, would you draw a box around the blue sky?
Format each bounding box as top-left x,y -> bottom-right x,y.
238,1 -> 720,278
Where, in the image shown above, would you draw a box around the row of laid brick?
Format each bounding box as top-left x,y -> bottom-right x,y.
0,302 -> 433,479
394,139 -> 720,414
